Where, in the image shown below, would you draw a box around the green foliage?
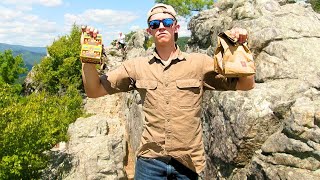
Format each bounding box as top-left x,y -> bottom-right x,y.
125,31 -> 135,42
310,0 -> 320,13
32,24 -> 83,94
33,56 -> 82,94
0,86 -> 83,179
111,39 -> 117,46
17,50 -> 46,72
155,0 -> 214,17
0,24 -> 85,179
47,26 -> 81,61
0,83 -> 21,110
0,50 -> 27,84
176,36 -> 190,51
0,43 -> 46,72
144,36 -> 154,50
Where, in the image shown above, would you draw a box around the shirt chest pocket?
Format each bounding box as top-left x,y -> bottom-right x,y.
136,80 -> 158,109
176,79 -> 202,109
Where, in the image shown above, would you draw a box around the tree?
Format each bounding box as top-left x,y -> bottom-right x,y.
176,36 -> 190,51
125,31 -> 136,42
155,0 -> 214,17
32,24 -> 83,94
0,50 -> 27,84
310,0 -> 320,13
0,88 -> 83,179
0,24 -> 85,179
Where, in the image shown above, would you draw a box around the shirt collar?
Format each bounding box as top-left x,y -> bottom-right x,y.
148,45 -> 186,64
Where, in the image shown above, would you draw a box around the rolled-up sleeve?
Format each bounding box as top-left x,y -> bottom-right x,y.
100,59 -> 137,94
202,54 -> 238,91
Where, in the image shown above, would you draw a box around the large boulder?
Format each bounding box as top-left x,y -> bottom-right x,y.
41,94 -> 129,180
43,1 -> 320,179
186,0 -> 320,179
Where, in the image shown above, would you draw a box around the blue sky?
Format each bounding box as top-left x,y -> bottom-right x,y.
0,0 -> 191,47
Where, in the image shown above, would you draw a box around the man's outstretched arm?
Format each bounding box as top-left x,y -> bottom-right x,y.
236,75 -> 255,91
82,63 -> 108,98
81,26 -> 108,98
227,27 -> 255,91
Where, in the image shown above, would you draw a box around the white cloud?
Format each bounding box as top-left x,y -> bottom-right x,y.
39,0 -> 63,7
64,9 -> 140,44
64,9 -> 139,29
0,5 -> 58,46
1,0 -> 63,7
0,6 -> 24,20
0,3 -> 191,47
15,5 -> 33,11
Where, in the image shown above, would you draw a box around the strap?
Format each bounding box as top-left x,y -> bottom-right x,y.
242,43 -> 250,53
218,36 -> 230,51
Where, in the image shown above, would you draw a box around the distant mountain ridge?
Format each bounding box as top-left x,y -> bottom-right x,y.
0,43 -> 46,54
0,43 -> 47,71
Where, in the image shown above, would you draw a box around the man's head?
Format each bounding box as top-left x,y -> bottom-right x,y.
146,3 -> 179,43
147,3 -> 177,22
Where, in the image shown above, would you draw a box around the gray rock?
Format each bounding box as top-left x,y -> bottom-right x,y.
186,0 -> 320,179
43,0 -> 320,179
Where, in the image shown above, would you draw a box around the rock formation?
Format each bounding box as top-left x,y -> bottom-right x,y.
43,0 -> 320,179
187,0 -> 320,179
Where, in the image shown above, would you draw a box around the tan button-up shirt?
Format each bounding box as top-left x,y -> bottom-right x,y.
100,47 -> 237,173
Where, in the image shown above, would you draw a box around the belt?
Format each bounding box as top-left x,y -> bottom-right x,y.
156,156 -> 172,164
138,156 -> 172,164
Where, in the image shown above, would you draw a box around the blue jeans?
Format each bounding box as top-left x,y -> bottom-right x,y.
134,157 -> 198,180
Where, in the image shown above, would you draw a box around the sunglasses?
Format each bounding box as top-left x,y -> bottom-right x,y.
148,18 -> 175,29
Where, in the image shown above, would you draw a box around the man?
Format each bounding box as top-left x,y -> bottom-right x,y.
117,31 -> 126,52
81,3 -> 254,180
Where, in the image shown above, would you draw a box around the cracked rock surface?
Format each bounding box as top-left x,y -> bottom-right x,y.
186,0 -> 320,179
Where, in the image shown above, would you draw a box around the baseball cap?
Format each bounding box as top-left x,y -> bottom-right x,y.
147,3 -> 177,22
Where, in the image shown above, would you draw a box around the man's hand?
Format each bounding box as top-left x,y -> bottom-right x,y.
80,25 -> 99,44
229,27 -> 254,90
230,27 -> 248,44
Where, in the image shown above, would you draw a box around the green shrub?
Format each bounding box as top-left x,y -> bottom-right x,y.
310,0 -> 320,13
109,50 -> 118,56
144,36 -> 154,50
111,40 -> 117,46
125,31 -> 135,42
0,87 -> 83,179
0,50 -> 27,85
176,36 -> 190,51
0,24 -> 85,179
32,24 -> 83,94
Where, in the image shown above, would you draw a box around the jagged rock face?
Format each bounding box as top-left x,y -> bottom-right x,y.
41,49 -> 130,179
126,29 -> 149,50
43,1 -> 320,179
185,0 -> 320,179
42,94 -> 128,180
64,114 -> 125,180
23,65 -> 45,95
